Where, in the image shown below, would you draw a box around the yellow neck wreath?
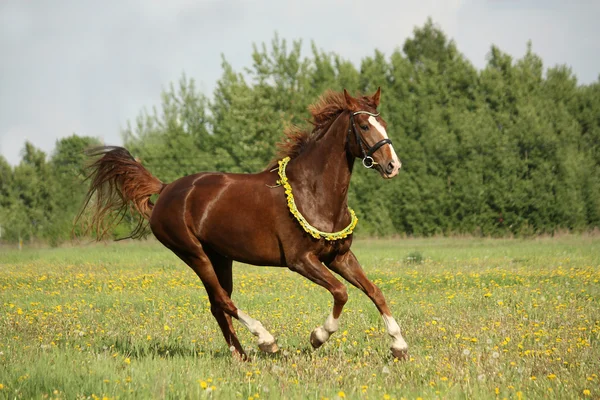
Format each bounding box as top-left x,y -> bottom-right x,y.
276,156 -> 358,240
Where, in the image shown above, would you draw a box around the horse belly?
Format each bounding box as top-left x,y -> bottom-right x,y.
191,181 -> 282,266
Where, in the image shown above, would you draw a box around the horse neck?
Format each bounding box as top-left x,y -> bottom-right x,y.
286,112 -> 355,230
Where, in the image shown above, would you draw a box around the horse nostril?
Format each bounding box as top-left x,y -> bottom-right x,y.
386,161 -> 395,174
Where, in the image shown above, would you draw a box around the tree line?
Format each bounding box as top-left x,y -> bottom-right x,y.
1,20 -> 599,245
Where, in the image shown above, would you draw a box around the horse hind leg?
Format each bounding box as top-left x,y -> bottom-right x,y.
204,249 -> 245,357
175,242 -> 278,357
205,248 -> 279,356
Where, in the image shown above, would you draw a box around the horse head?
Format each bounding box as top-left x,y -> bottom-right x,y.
344,88 -> 401,179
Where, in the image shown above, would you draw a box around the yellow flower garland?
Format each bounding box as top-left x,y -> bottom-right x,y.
276,156 -> 358,240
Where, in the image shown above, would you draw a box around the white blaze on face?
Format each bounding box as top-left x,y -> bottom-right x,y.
367,116 -> 401,168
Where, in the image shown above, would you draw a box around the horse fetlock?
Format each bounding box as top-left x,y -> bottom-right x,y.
310,326 -> 331,348
391,336 -> 408,350
390,335 -> 408,360
256,330 -> 278,353
256,329 -> 275,343
258,338 -> 279,353
323,313 -> 340,333
254,327 -> 276,349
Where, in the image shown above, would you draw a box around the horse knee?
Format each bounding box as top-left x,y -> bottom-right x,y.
332,284 -> 348,306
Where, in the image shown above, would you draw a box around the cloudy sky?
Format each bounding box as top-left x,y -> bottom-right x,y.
1,0 -> 598,165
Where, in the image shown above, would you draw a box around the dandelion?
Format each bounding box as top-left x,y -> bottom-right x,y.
337,391 -> 345,398
547,374 -> 557,380
0,384 -> 4,390
124,358 -> 131,365
583,389 -> 591,396
164,325 -> 170,331
463,349 -> 471,356
492,352 -> 500,359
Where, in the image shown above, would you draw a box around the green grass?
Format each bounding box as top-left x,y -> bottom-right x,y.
1,235 -> 598,399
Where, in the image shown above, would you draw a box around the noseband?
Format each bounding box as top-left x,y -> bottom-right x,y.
348,111 -> 393,168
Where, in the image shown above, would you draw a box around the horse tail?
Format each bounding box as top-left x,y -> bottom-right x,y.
75,146 -> 166,240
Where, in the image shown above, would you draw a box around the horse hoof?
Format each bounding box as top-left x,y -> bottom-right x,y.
391,347 -> 409,361
310,330 -> 325,349
258,341 -> 279,354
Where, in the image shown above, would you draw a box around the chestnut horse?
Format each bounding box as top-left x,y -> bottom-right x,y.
79,88 -> 408,360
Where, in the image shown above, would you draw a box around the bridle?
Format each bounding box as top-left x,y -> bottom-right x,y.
348,111 -> 393,169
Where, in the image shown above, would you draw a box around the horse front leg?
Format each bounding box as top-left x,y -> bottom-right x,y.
328,250 -> 408,359
288,253 -> 348,349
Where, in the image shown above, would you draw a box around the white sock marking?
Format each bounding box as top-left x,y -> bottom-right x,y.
313,313 -> 339,344
382,314 -> 408,351
237,310 -> 275,345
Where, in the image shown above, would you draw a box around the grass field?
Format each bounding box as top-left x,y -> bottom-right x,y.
1,236 -> 598,399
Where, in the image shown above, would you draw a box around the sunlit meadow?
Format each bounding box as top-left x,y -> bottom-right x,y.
1,236 -> 598,399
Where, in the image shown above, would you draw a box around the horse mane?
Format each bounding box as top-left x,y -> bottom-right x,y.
268,90 -> 377,168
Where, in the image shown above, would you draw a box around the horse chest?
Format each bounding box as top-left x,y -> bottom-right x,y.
314,238 -> 352,262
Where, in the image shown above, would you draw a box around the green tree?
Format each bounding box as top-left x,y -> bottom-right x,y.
210,58 -> 283,173
46,135 -> 101,245
123,75 -> 212,182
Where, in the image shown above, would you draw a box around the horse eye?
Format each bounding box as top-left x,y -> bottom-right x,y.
360,125 -> 369,131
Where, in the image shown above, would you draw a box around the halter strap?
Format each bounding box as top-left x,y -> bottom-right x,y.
348,111 -> 393,168
353,111 -> 380,117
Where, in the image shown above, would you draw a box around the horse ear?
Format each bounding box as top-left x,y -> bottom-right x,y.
343,89 -> 357,108
372,87 -> 381,107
